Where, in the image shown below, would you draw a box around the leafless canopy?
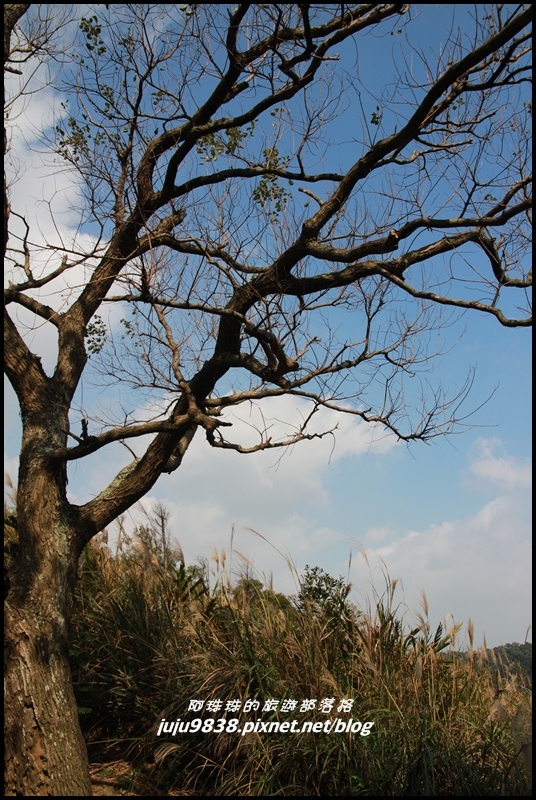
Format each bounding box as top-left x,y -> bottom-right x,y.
4,4 -> 532,536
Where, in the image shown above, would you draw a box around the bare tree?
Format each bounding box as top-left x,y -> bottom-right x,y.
4,5 -> 30,244
4,4 -> 532,794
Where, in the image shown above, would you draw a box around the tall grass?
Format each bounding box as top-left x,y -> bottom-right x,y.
66,524 -> 531,796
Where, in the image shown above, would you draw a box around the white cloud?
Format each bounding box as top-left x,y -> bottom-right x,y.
348,445 -> 531,649
468,437 -> 532,491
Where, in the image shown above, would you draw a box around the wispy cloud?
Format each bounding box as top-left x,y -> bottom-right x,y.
350,440 -> 531,648
468,437 -> 532,491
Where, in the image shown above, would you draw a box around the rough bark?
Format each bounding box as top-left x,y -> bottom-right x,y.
5,572 -> 92,796
4,402 -> 93,795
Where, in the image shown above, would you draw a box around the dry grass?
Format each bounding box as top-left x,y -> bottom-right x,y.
65,525 -> 535,796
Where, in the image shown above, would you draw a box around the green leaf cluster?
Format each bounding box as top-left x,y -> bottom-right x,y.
85,315 -> 107,355
80,16 -> 106,56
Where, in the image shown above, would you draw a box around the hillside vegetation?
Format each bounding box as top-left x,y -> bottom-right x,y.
67,521 -> 532,796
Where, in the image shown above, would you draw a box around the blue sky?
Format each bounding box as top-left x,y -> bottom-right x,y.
4,4 -> 532,649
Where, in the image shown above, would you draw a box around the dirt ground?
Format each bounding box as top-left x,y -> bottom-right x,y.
90,760 -> 134,796
89,759 -> 191,796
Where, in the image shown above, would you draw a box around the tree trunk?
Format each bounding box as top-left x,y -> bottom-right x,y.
4,434 -> 92,796
4,601 -> 92,795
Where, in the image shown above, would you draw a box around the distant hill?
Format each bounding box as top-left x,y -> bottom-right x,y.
488,642 -> 532,681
